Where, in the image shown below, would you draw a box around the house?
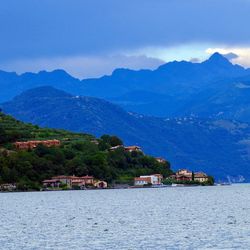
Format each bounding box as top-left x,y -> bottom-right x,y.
153,174 -> 163,184
14,139 -> 60,150
71,176 -> 86,187
42,179 -> 61,188
176,169 -> 193,176
109,145 -> 142,153
71,179 -> 85,188
109,145 -> 124,151
171,169 -> 209,183
176,175 -> 192,182
134,177 -> 152,186
91,139 -> 99,145
14,141 -> 30,150
175,169 -> 193,181
81,175 -> 94,185
134,174 -> 163,186
194,172 -> 209,183
43,175 -> 105,189
51,175 -> 72,187
155,157 -> 166,163
124,146 -> 142,152
94,180 -> 108,188
0,183 -> 16,191
51,175 -> 94,187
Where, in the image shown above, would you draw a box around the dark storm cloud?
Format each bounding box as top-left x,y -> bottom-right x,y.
0,0 -> 250,62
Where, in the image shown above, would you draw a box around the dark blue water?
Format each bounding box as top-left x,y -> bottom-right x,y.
1,185 -> 250,249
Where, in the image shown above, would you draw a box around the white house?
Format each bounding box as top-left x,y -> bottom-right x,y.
134,174 -> 163,186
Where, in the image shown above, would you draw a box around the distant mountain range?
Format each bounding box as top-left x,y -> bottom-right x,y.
2,86 -> 250,182
1,53 -> 250,121
0,69 -> 81,102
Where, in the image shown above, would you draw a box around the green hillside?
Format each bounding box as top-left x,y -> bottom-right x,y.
0,111 -> 94,144
0,112 -> 172,190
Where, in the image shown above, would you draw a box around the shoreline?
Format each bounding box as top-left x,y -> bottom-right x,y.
0,183 -> 226,193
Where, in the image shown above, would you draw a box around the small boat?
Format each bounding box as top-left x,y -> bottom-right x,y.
151,184 -> 171,188
171,183 -> 184,187
216,182 -> 231,186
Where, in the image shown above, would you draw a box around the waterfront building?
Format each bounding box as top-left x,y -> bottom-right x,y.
0,183 -> 16,191
94,180 -> 108,188
194,172 -> 209,183
81,175 -> 94,185
43,175 -> 103,189
52,175 -> 72,187
42,179 -> 61,188
175,169 -> 193,181
134,177 -> 152,186
171,169 -> 209,183
134,174 -> 163,186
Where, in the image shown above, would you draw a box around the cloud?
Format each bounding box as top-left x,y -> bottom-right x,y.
2,0 -> 250,76
3,46 -> 250,78
206,47 -> 250,67
223,53 -> 239,60
0,55 -> 164,79
126,43 -> 213,63
1,0 -> 250,62
190,58 -> 201,63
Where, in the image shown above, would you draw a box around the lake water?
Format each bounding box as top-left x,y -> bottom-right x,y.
1,185 -> 250,250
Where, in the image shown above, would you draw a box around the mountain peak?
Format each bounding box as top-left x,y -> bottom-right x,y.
205,52 -> 231,65
13,86 -> 72,100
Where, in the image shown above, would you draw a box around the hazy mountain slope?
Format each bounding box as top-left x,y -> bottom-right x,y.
81,53 -> 250,98
1,53 -> 250,120
0,69 -> 81,102
177,75 -> 250,122
2,86 -> 250,181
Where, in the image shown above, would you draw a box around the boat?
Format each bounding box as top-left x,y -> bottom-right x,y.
151,184 -> 171,188
216,182 -> 231,186
171,183 -> 185,187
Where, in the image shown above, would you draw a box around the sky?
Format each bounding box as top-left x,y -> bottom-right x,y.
1,0 -> 250,78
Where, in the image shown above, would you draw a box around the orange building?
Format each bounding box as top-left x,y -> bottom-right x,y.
14,139 -> 61,150
175,169 -> 193,181
81,175 -> 94,185
49,175 -> 94,187
124,146 -> 142,152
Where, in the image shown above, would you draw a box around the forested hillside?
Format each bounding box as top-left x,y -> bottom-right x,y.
0,112 -> 172,190
2,87 -> 250,182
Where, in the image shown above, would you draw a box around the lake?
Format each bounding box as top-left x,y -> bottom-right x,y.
1,185 -> 250,249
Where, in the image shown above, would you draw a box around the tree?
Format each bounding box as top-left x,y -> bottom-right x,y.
0,127 -> 7,144
100,135 -> 123,147
207,176 -> 215,185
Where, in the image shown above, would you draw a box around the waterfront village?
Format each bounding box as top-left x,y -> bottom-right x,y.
0,139 -> 212,191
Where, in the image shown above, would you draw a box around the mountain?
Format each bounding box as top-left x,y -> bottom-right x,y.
0,69 -> 81,103
176,75 -> 250,122
2,86 -> 250,182
2,53 -> 250,120
82,53 -> 249,97
81,53 -> 250,120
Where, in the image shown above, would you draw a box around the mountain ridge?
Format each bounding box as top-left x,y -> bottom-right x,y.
1,52 -> 250,101
2,86 -> 250,182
